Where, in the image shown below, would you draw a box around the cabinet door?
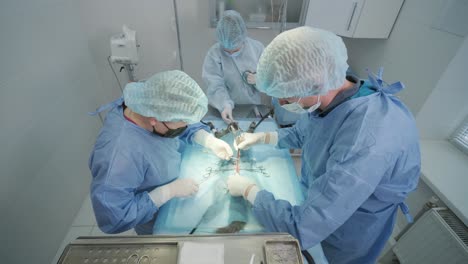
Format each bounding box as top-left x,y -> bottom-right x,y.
353,0 -> 404,38
305,0 -> 364,37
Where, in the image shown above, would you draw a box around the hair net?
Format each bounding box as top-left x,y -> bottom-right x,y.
124,70 -> 208,124
216,10 -> 247,50
256,27 -> 349,98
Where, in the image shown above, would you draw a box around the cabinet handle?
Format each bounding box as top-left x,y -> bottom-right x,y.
346,2 -> 358,31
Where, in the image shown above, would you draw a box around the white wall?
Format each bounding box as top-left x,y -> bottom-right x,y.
416,36 -> 468,140
76,0 -> 180,106
175,0 -> 215,87
343,0 -> 466,115
0,0 -> 103,263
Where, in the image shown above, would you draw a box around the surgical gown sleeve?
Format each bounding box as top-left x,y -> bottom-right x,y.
178,122 -> 210,145
202,47 -> 234,112
91,151 -> 159,234
276,115 -> 310,149
252,116 -> 393,249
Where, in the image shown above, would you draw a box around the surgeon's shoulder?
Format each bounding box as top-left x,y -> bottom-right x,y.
349,94 -> 416,140
93,109 -> 124,147
203,43 -> 222,65
369,90 -> 415,123
206,43 -> 222,57
246,37 -> 265,52
356,97 -> 389,124
246,37 -> 264,48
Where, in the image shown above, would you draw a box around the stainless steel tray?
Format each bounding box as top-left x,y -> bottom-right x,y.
57,233 -> 303,264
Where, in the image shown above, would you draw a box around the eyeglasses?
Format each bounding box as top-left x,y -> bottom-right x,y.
153,122 -> 188,138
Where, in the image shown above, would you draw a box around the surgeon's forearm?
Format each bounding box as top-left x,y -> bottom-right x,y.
193,129 -> 212,146
264,132 -> 278,146
179,123 -> 210,144
245,185 -> 260,204
207,86 -> 233,112
148,186 -> 171,207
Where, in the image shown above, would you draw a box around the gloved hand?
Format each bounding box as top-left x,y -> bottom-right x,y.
246,72 -> 256,85
149,178 -> 199,207
233,132 -> 278,150
227,174 -> 259,203
194,130 -> 233,160
221,105 -> 234,124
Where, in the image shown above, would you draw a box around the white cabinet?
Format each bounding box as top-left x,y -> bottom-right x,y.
305,0 -> 404,38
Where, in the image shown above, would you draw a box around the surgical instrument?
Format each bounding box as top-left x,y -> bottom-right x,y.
246,108 -> 274,133
213,121 -> 241,138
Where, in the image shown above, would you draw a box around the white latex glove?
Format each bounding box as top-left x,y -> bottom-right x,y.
221,105 -> 234,124
234,132 -> 278,150
246,73 -> 256,85
149,178 -> 199,207
194,130 -> 233,160
227,174 -> 259,203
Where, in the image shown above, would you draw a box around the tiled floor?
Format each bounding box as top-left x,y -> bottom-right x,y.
52,195 -> 136,264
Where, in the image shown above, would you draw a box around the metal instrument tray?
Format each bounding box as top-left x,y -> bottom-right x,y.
57,233 -> 303,264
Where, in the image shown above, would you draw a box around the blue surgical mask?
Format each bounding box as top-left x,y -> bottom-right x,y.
223,44 -> 243,58
281,96 -> 321,114
224,49 -> 241,58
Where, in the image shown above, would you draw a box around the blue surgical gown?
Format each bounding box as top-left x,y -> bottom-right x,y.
252,80 -> 421,264
202,37 -> 264,112
89,103 -> 207,234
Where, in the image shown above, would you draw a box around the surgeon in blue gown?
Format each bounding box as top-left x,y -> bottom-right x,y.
89,70 -> 233,235
203,10 -> 265,124
226,27 -> 421,264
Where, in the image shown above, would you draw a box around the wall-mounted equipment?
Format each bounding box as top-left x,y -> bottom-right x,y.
110,25 -> 139,82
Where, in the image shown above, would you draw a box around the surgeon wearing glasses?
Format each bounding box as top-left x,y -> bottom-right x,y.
89,70 -> 233,235
226,27 -> 421,264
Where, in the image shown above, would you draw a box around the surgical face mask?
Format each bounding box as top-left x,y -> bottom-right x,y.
307,95 -> 321,112
281,96 -> 321,114
224,49 -> 241,58
152,122 -> 188,138
223,45 -> 242,58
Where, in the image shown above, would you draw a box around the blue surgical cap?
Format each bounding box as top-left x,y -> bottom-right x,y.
123,70 -> 208,124
216,10 -> 247,50
257,27 -> 349,98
